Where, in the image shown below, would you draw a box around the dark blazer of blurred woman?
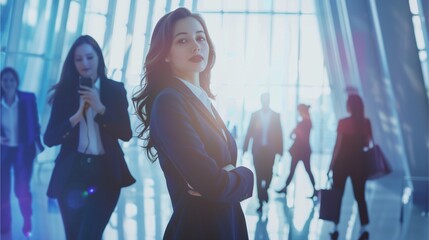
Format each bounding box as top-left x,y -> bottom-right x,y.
44,35 -> 135,240
133,8 -> 253,240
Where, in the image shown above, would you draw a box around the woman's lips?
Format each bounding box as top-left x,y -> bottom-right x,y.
189,55 -> 204,63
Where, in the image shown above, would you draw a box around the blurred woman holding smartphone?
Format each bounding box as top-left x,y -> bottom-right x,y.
44,35 -> 135,239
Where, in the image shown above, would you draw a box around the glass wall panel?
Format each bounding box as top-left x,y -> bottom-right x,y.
198,0 -> 222,11
285,0 -> 300,12
248,0 -> 272,12
270,15 -> 299,85
223,0 -> 246,11
106,0 -> 130,78
301,0 -> 316,13
3,0 -> 331,159
125,0 -> 149,86
273,0 -> 288,12
82,14 -> 107,46
299,15 -> 324,86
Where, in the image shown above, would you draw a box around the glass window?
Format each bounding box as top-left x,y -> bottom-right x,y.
412,16 -> 425,50
66,1 -> 79,32
273,0 -> 288,12
285,0 -> 300,12
106,0 -> 130,78
82,14 -> 106,46
198,0 -> 222,11
125,0 -> 149,86
299,15 -> 324,86
301,0 -> 315,13
248,0 -> 272,12
86,0 -> 108,14
271,15 -> 299,85
223,0 -> 246,11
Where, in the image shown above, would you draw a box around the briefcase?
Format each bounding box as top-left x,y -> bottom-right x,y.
319,187 -> 342,222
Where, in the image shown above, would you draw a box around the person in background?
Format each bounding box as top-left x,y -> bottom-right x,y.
133,8 -> 253,239
243,92 -> 283,212
277,104 -> 316,198
44,35 -> 135,240
328,94 -> 372,240
1,67 -> 44,237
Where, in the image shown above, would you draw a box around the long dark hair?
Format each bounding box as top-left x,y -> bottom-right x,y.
1,67 -> 20,98
132,8 -> 216,162
48,35 -> 107,103
347,94 -> 365,130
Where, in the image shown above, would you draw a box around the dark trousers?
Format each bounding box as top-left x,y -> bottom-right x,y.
1,145 -> 34,233
333,171 -> 369,225
253,147 -> 276,203
285,157 -> 315,188
57,154 -> 120,240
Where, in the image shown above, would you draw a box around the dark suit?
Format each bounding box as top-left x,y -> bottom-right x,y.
243,109 -> 283,203
150,78 -> 253,240
44,77 -> 135,239
1,91 -> 44,233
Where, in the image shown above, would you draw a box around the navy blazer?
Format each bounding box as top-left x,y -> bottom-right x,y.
44,77 -> 135,198
150,78 -> 254,240
243,109 -> 283,155
1,91 -> 44,159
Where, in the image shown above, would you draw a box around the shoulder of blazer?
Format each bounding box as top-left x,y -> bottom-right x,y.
101,77 -> 125,90
155,86 -> 186,107
252,110 -> 259,118
154,78 -> 199,107
17,91 -> 35,101
271,109 -> 280,117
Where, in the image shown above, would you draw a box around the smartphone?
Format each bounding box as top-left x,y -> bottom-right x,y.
79,76 -> 93,88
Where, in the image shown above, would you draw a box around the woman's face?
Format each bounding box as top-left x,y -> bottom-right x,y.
167,17 -> 209,80
1,72 -> 18,94
74,43 -> 99,80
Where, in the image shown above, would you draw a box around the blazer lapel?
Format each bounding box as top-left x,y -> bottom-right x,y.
17,92 -> 26,144
211,104 -> 230,143
98,77 -> 106,106
170,79 -> 227,142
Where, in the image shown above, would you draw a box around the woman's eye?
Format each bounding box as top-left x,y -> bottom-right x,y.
197,36 -> 206,42
177,39 -> 187,44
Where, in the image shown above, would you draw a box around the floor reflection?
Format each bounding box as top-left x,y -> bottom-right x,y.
254,213 -> 269,240
1,148 -> 428,240
282,199 -> 315,240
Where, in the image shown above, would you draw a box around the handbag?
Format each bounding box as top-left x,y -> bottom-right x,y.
318,179 -> 342,222
364,143 -> 392,180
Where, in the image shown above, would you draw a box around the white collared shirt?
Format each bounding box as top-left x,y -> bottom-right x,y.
177,78 -> 215,117
78,78 -> 105,155
1,96 -> 19,147
260,110 -> 272,146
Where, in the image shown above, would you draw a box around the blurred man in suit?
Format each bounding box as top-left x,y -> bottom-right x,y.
243,92 -> 283,212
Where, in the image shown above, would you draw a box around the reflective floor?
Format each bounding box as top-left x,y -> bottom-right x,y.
1,146 -> 428,240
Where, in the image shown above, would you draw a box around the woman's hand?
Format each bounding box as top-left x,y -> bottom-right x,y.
69,100 -> 86,127
187,183 -> 202,197
223,164 -> 235,171
79,86 -> 106,115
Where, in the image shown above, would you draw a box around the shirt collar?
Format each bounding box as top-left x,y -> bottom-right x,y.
176,77 -> 210,102
1,95 -> 18,109
94,77 -> 101,90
